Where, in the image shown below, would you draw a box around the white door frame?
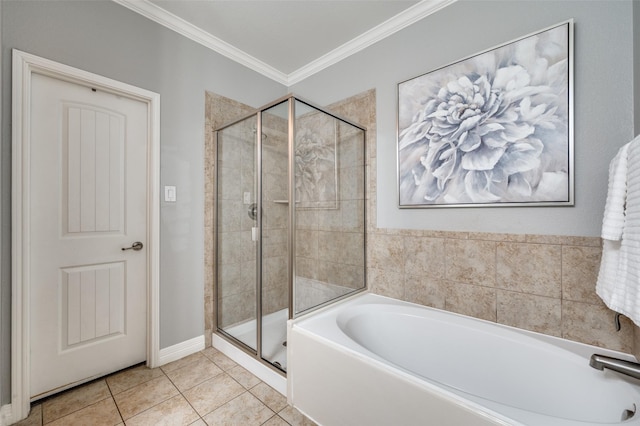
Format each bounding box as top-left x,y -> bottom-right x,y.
11,49 -> 160,422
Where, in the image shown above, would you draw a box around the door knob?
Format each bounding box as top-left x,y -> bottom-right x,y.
248,203 -> 257,220
122,241 -> 143,251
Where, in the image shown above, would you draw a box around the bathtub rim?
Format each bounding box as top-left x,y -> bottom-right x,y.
288,291 -> 639,425
287,295 -> 519,426
292,290 -> 637,364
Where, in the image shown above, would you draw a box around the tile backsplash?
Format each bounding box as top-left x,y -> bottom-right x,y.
366,228 -> 634,354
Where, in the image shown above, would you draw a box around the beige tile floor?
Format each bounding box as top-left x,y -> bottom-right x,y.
15,347 -> 315,426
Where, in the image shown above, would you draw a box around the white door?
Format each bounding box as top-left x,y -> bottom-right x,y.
29,72 -> 148,399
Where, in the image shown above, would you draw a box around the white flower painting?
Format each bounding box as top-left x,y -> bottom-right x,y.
398,21 -> 573,207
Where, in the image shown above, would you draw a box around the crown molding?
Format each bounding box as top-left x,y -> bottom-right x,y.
113,0 -> 456,87
287,0 -> 457,85
113,0 -> 289,85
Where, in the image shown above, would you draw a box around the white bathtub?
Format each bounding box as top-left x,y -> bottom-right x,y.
287,293 -> 640,426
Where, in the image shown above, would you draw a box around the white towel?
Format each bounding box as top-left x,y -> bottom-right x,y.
601,143 -> 628,240
596,135 -> 640,327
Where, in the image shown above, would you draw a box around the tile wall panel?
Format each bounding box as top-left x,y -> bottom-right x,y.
368,228 -> 634,353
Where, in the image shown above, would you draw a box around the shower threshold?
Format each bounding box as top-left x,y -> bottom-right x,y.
213,308 -> 288,395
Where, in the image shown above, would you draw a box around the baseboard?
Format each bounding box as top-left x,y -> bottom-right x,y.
158,335 -> 205,367
0,404 -> 13,426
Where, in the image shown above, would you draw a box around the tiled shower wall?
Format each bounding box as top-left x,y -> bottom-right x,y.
206,94 -> 368,337
260,113 -> 289,316
216,119 -> 258,330
294,111 -> 366,310
206,89 -> 638,356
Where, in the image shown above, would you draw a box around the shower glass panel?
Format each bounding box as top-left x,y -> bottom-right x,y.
215,95 -> 366,374
293,100 -> 366,316
260,101 -> 290,369
216,114 -> 258,352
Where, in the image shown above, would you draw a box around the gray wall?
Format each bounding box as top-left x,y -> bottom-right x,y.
0,0 -> 285,406
291,0 -> 635,238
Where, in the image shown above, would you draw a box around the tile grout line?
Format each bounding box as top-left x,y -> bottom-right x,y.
195,353 -> 294,426
195,358 -> 257,421
104,378 -> 126,426
123,361 -> 198,425
39,378 -> 114,426
156,350 -> 259,424
160,362 -> 207,425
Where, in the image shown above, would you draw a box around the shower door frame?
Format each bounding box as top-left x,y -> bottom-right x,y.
213,93 -> 367,374
213,111 -> 262,361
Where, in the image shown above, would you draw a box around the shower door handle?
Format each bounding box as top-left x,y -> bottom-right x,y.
248,203 -> 258,220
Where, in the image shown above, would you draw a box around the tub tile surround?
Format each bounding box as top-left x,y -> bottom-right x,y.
205,88 -> 638,363
368,228 -> 635,353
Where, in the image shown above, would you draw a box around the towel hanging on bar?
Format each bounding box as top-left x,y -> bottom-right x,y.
596,134 -> 640,327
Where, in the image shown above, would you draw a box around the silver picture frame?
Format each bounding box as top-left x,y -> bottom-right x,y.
397,20 -> 574,208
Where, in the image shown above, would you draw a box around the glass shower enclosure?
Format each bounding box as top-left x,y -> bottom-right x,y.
215,95 -> 366,372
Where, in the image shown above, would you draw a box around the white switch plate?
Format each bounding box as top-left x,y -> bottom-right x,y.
164,186 -> 177,202
243,191 -> 251,205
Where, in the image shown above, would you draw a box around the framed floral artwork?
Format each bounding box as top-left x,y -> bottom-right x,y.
397,20 -> 574,207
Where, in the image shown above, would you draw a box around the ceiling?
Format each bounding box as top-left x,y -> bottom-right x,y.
114,0 -> 456,85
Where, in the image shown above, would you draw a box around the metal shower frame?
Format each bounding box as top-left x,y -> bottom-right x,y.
213,93 -> 367,374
